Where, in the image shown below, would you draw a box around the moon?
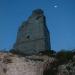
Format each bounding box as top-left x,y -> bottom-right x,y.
54,5 -> 58,8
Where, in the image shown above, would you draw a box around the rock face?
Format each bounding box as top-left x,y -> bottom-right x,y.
0,52 -> 56,75
57,62 -> 75,75
14,9 -> 50,55
0,52 -> 75,75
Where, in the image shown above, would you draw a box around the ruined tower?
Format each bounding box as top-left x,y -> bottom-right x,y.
14,9 -> 51,55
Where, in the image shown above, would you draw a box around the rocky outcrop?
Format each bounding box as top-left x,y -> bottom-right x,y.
0,9 -> 53,75
0,52 -> 75,75
0,9 -> 75,75
57,54 -> 75,75
14,9 -> 50,55
0,52 -> 56,75
57,62 -> 75,75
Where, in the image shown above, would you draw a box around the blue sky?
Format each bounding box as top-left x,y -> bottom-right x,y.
0,0 -> 75,51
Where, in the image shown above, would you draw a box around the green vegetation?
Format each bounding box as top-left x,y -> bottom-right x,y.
39,50 -> 56,56
56,50 -> 73,64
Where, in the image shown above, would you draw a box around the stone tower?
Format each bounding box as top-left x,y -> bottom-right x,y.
14,9 -> 51,55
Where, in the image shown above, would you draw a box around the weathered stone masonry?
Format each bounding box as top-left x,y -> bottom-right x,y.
14,9 -> 51,55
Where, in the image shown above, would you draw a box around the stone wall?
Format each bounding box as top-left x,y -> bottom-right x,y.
14,9 -> 51,55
